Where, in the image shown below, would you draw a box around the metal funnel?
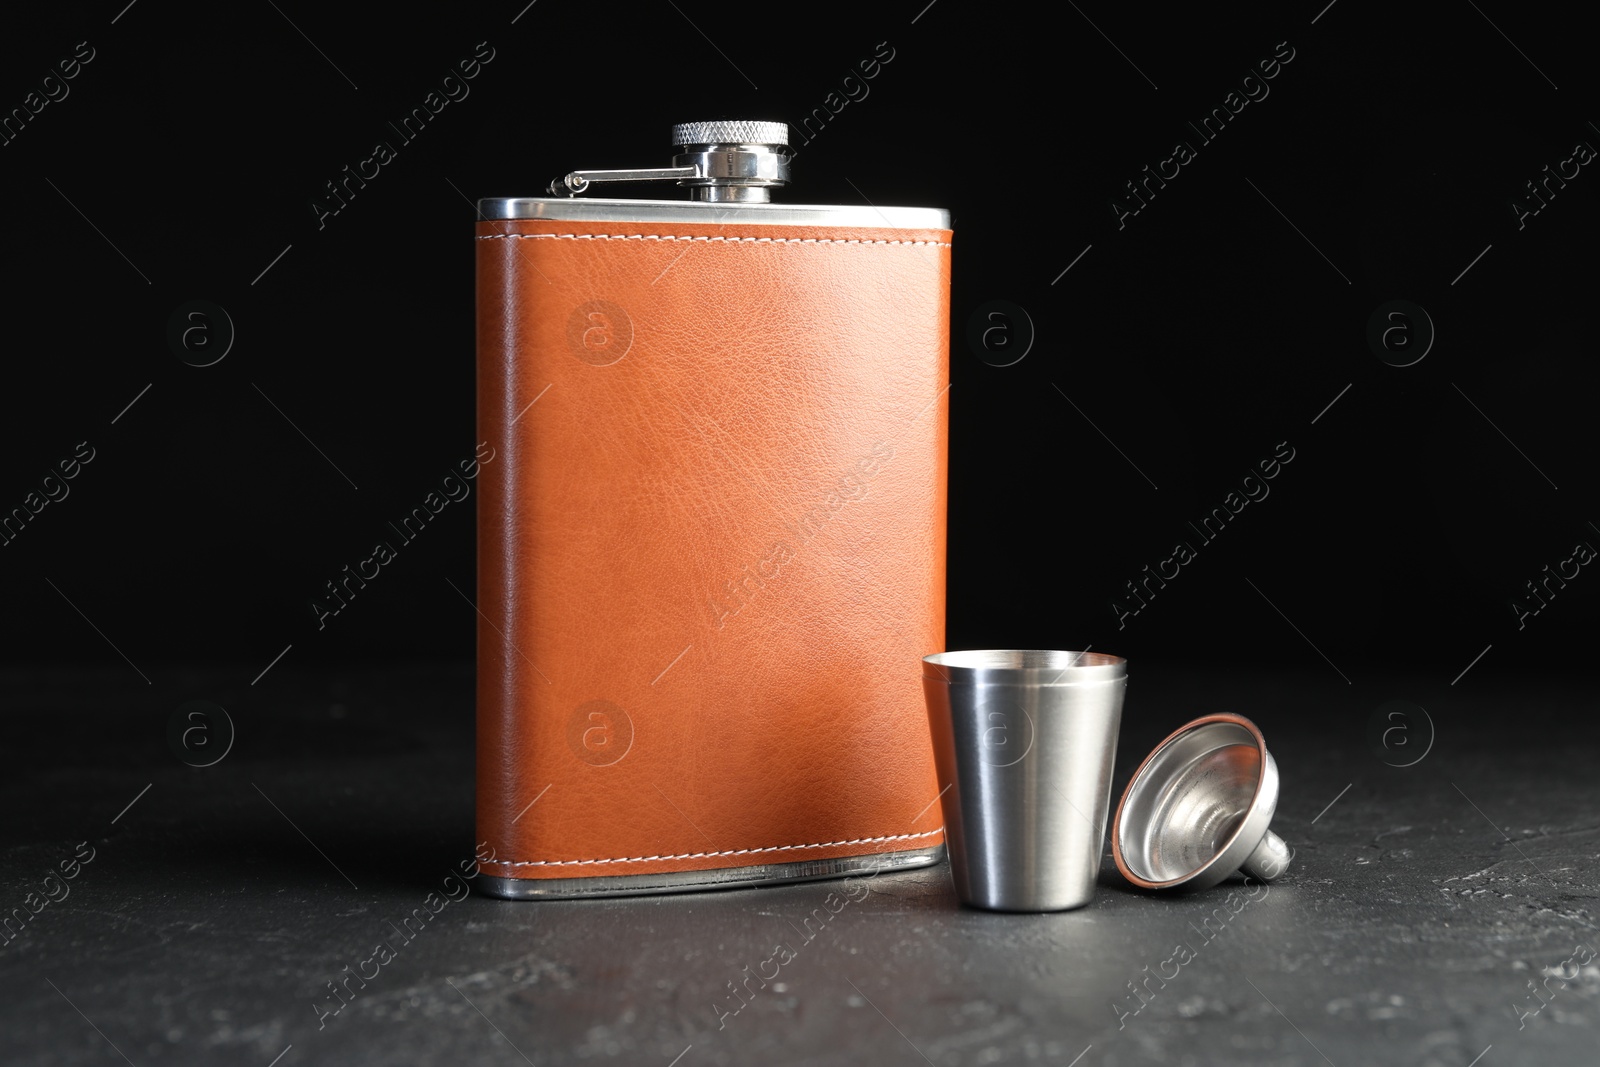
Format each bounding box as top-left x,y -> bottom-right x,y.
1112,713 -> 1291,891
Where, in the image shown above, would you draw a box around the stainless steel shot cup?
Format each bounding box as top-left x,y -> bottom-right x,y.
922,650 -> 1127,911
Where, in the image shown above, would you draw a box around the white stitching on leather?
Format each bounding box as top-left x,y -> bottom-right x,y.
476,233 -> 951,248
484,828 -> 945,868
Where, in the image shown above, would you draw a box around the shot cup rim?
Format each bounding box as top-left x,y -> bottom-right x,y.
922,649 -> 1126,685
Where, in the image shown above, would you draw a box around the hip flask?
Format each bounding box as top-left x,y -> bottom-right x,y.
474,121 -> 952,898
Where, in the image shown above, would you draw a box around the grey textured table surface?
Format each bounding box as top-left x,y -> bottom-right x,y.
3,662 -> 1596,1066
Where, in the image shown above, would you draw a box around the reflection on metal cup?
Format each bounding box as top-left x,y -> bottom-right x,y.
922,650 -> 1127,912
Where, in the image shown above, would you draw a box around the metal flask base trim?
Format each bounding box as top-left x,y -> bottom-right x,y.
474,846 -> 945,900
924,651 -> 1128,913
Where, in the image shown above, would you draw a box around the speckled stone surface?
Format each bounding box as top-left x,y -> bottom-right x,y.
2,661 -> 1594,1066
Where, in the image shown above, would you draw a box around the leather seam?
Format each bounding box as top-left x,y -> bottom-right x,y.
476,233 -> 951,248
483,828 -> 945,868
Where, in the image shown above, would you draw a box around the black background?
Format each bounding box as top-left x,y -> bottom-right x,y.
2,0 -> 1595,684
3,7 -> 1599,1067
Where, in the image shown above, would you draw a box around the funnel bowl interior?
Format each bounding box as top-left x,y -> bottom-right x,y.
1117,720 -> 1267,885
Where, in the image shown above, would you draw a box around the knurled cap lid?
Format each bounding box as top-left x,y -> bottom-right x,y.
671,120 -> 789,147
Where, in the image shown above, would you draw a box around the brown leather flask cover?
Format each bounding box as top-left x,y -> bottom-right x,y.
475,212 -> 951,891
